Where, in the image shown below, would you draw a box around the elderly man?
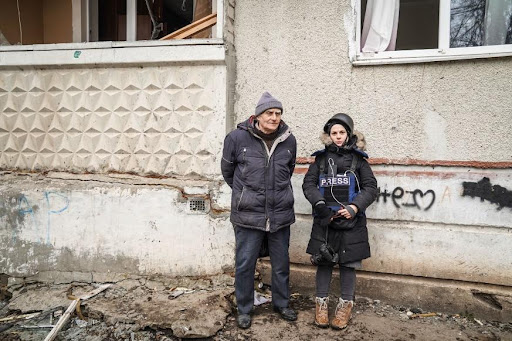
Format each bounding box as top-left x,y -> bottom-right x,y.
221,92 -> 298,329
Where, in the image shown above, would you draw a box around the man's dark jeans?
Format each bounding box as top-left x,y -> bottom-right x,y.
235,225 -> 291,314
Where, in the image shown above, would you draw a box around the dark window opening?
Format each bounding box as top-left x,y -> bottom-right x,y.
99,0 -> 213,41
395,0 -> 439,50
360,0 -> 439,51
0,0 -> 214,47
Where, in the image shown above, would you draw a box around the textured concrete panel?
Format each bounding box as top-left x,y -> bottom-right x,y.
0,65 -> 227,177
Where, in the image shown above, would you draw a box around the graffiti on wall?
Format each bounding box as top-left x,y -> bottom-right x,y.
462,177 -> 512,210
362,168 -> 512,228
376,187 -> 436,211
1,192 -> 69,244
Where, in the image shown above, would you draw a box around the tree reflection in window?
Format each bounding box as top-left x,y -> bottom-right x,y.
451,0 -> 512,47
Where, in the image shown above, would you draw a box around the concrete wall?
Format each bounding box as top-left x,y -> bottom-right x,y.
1,0 -> 511,321
0,35 -> 231,277
233,0 -> 512,294
291,165 -> 512,287
0,172 -> 234,279
233,0 -> 512,162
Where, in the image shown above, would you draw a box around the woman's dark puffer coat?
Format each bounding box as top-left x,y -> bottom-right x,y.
302,134 -> 378,263
221,118 -> 297,233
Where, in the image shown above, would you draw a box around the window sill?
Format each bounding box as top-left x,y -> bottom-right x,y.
0,39 -> 225,67
351,45 -> 512,65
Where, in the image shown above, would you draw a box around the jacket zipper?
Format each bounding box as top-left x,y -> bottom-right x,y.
250,128 -> 291,232
242,147 -> 247,175
264,141 -> 270,231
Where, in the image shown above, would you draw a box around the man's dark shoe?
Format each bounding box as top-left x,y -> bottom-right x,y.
237,313 -> 251,329
273,306 -> 298,321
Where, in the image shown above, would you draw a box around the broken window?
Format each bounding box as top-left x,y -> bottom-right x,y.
0,0 -> 218,46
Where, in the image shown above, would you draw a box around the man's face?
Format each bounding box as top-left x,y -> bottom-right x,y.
256,109 -> 282,134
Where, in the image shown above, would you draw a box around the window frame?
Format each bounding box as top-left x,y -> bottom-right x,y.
0,0 -> 224,67
351,0 -> 512,65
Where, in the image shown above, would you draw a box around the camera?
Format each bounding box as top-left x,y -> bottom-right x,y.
310,243 -> 339,265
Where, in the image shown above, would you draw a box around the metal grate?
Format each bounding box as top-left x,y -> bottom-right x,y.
189,199 -> 206,212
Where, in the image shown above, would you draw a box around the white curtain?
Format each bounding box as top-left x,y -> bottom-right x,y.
361,0 -> 400,52
484,0 -> 512,45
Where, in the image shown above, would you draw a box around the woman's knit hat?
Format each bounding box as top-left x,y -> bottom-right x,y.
255,92 -> 283,117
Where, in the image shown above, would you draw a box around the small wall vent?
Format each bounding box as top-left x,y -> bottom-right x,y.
188,198 -> 207,213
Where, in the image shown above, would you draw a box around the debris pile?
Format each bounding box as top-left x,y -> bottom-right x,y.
0,274 -> 236,340
0,274 -> 511,341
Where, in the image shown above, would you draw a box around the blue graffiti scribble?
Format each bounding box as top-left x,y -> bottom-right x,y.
16,195 -> 35,243
45,192 -> 70,244
18,195 -> 33,215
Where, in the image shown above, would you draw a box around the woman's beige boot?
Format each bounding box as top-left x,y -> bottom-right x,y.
314,297 -> 329,328
331,298 -> 353,329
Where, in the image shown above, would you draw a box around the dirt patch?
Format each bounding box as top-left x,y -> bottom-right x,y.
0,278 -> 511,341
216,295 -> 512,341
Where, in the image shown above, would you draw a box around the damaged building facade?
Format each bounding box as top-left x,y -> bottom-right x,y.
1,0 -> 511,323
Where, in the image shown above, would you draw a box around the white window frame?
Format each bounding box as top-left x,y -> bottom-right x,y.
350,0 -> 512,65
0,0 -> 224,67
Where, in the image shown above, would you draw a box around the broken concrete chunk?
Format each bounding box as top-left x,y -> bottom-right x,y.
117,279 -> 142,292
8,284 -> 96,313
86,287 -> 233,338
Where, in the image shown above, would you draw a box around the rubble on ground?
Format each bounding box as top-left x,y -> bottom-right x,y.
0,274 -> 511,341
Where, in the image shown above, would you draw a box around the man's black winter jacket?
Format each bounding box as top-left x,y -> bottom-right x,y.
221,118 -> 297,232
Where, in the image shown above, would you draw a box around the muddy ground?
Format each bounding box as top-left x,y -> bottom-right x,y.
0,275 -> 511,341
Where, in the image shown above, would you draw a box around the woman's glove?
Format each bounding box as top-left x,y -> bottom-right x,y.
314,202 -> 334,226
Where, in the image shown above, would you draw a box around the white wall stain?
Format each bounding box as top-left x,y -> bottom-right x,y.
423,109 -> 448,159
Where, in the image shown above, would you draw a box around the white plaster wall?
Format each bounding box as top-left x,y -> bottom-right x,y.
232,0 -> 512,289
293,165 -> 512,228
0,174 -> 234,277
289,217 -> 512,287
233,0 -> 512,162
289,168 -> 512,287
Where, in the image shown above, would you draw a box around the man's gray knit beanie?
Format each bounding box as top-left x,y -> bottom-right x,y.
254,92 -> 283,117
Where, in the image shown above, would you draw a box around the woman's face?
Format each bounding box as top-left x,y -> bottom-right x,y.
329,124 -> 348,147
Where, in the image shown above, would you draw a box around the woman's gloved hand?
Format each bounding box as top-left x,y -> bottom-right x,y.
314,202 -> 335,226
